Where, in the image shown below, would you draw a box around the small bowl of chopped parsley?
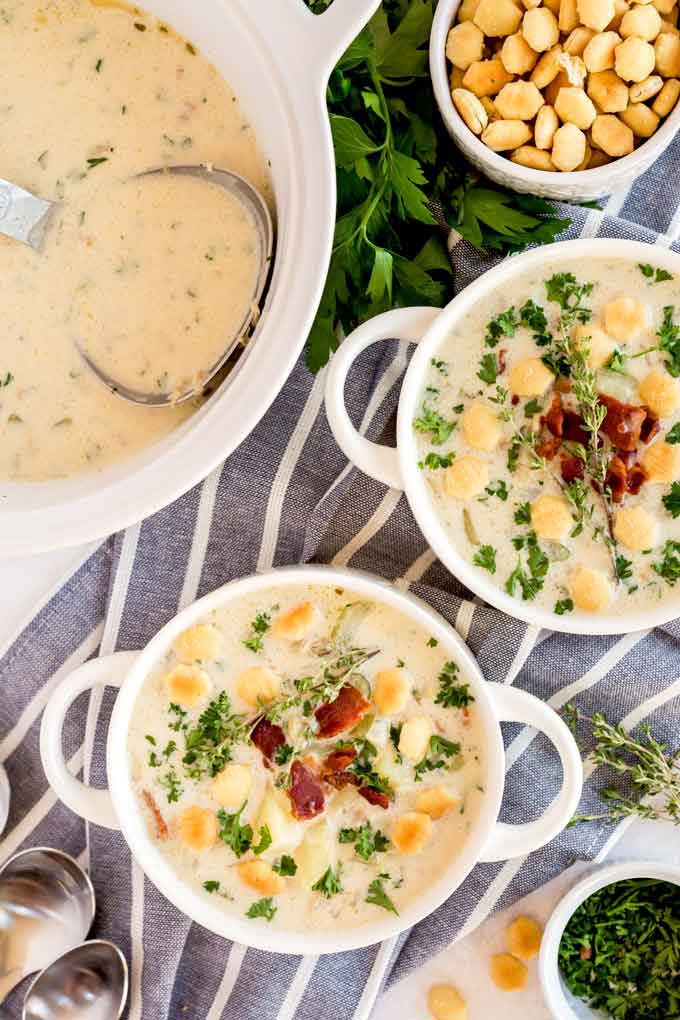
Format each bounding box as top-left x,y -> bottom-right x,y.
539,860 -> 680,1020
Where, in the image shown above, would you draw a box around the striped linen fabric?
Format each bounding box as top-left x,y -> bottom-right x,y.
3,153 -> 680,1019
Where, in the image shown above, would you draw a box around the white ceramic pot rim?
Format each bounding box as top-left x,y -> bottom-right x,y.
539,859 -> 680,1019
326,238 -> 680,636
40,564 -> 582,955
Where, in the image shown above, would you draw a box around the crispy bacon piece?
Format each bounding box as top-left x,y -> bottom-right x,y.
315,684 -> 370,739
320,766 -> 390,810
511,394 -> 520,406
605,455 -> 628,503
288,760 -> 325,820
627,463 -> 647,495
536,433 -> 562,460
560,454 -> 584,483
358,786 -> 390,809
562,411 -> 589,445
617,449 -> 637,469
251,717 -> 286,762
640,410 -> 660,445
498,348 -> 508,374
321,747 -> 357,775
542,393 -> 564,438
142,790 -> 168,840
599,394 -> 647,452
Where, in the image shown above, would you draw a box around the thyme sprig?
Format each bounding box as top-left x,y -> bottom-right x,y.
263,645 -> 378,726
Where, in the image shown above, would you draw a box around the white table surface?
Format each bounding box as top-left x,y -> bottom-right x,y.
1,546 -> 677,1020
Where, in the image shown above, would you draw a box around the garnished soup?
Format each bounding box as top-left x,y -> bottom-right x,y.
128,586 -> 485,931
0,0 -> 269,481
415,257 -> 680,618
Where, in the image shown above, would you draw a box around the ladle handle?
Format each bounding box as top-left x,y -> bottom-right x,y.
40,652 -> 138,830
0,177 -> 54,249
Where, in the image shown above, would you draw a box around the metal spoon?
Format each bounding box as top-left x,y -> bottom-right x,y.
0,848 -> 95,1004
0,165 -> 274,406
0,763 -> 9,835
23,940 -> 128,1020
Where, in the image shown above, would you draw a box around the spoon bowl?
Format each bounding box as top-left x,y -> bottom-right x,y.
23,940 -> 128,1020
0,848 -> 95,1004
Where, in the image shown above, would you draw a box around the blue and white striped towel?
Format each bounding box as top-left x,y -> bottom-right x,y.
2,143 -> 680,1019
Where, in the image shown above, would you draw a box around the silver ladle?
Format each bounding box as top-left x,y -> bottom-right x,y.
23,940 -> 128,1020
0,166 -> 274,406
0,847 -> 96,1004
0,763 -> 9,835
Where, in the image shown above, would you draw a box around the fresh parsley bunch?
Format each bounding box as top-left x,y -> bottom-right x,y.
303,0 -> 569,371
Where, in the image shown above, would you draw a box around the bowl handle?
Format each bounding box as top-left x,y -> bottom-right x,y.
325,306 -> 441,489
291,0 -> 383,80
480,684 -> 584,863
40,651 -> 139,830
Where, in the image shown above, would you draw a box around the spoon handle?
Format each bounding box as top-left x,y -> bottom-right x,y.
0,178 -> 55,250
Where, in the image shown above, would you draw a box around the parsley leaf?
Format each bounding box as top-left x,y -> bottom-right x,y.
485,307 -> 517,348
657,305 -> 680,377
519,298 -> 552,346
524,398 -> 543,416
607,349 -> 628,375
554,598 -> 574,615
485,479 -> 509,501
544,273 -> 593,324
663,481 -> 680,518
339,822 -> 390,860
435,660 -> 474,708
312,866 -> 343,898
414,733 -> 461,781
615,554 -> 633,583
638,262 -> 673,283
272,855 -> 298,877
419,451 -> 455,470
506,532 -> 549,601
473,544 -> 497,573
182,692 -> 247,779
252,825 -> 273,856
652,540 -> 680,585
203,880 -> 220,893
243,610 -> 272,653
666,423 -> 680,444
217,801 -> 253,857
477,352 -> 498,385
246,897 -> 277,922
274,743 -> 294,766
413,404 -> 455,445
365,876 -> 398,915
514,502 -> 531,525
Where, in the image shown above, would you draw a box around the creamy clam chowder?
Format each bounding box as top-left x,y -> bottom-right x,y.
0,0 -> 269,481
128,586 -> 485,931
415,257 -> 680,619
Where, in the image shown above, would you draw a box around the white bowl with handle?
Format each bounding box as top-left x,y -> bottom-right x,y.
430,0 -> 680,202
539,859 -> 680,1018
324,237 -> 680,635
0,0 -> 381,557
40,564 -> 583,955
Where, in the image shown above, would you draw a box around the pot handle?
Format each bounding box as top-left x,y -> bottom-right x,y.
40,651 -> 139,830
479,684 -> 583,863
325,306 -> 441,489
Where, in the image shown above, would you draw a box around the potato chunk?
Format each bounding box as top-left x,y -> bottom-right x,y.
373,668 -> 411,715
509,358 -> 555,396
446,21 -> 485,70
641,439 -> 680,481
294,821 -> 332,886
256,787 -> 303,853
506,916 -> 543,960
211,764 -> 252,808
568,566 -> 613,611
416,786 -> 459,819
273,601 -> 318,641
398,715 -> 432,761
613,505 -> 657,551
177,806 -> 218,852
603,296 -> 648,341
428,984 -> 468,1020
591,113 -> 635,154
173,624 -> 222,664
523,7 -> 560,51
164,664 -> 211,708
490,953 -> 529,991
443,457 -> 489,500
392,811 -> 433,855
530,494 -> 573,542
462,402 -> 503,451
639,370 -> 680,417
236,666 -> 280,707
495,80 -> 545,119
555,86 -> 597,127
474,0 -> 523,36
588,70 -> 629,111
237,859 -> 286,896
573,323 -> 616,368
463,58 -> 514,98
615,36 -> 656,81
578,0 -> 616,31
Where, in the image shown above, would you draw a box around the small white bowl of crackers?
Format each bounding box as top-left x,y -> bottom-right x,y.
430,0 -> 680,200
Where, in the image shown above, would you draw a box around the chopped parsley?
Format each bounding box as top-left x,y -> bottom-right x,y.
243,610 -> 272,653
652,540 -> 680,585
419,451 -> 455,470
86,156 -> 108,169
168,702 -> 188,732
273,743 -> 294,766
615,554 -> 634,583
365,877 -> 398,915
426,637 -> 438,648
524,398 -> 543,416
272,855 -> 297,877
554,598 -> 574,615
182,691 -> 246,778
95,58 -> 103,72
159,767 -> 182,804
339,822 -> 390,861
431,358 -> 448,375
246,897 -> 277,922
514,502 -> 531,525
435,661 -> 474,709
414,734 -> 461,781
473,544 -> 497,574
638,263 -> 674,283
0,372 -> 12,388
544,272 -> 593,324
519,298 -> 552,346
663,481 -> 680,518
312,866 -> 343,898
485,479 -> 509,501
607,349 -> 628,375
485,307 -> 518,348
477,352 -> 498,386
413,404 -> 455,445
217,801 -> 253,857
252,825 -> 273,856
506,532 -> 549,601
203,880 -> 220,893
666,423 -> 680,444
657,305 -> 680,377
